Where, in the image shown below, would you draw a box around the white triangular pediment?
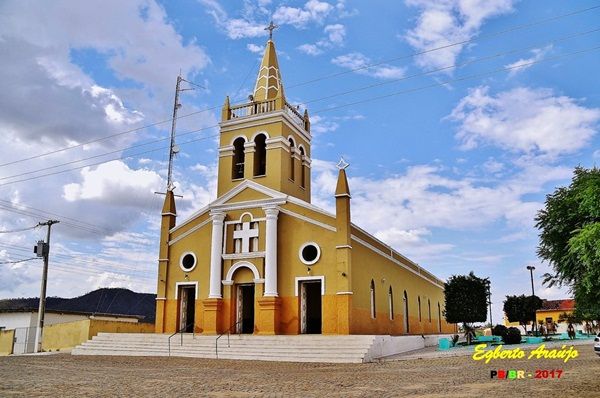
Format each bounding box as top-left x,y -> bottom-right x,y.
210,180 -> 287,207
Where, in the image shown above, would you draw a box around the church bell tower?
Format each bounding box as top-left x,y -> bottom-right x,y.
217,33 -> 312,202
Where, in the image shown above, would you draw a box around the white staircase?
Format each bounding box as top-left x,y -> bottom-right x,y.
71,333 -> 377,363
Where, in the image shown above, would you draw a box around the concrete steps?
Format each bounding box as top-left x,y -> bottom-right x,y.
72,333 -> 376,363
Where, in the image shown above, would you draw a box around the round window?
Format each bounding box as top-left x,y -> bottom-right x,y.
180,252 -> 197,272
299,242 -> 321,265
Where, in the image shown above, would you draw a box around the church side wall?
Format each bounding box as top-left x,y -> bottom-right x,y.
349,230 -> 455,335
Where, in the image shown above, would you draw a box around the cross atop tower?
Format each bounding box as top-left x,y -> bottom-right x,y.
265,20 -> 278,40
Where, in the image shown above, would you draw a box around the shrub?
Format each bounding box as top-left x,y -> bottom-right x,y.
503,327 -> 522,344
492,324 -> 508,337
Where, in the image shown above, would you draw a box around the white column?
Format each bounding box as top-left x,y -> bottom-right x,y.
208,211 -> 226,299
263,206 -> 279,297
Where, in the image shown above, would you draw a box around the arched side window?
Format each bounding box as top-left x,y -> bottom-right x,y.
428,299 -> 431,323
418,296 -> 422,322
232,137 -> 245,179
288,138 -> 295,181
299,146 -> 306,188
403,290 -> 409,333
253,133 -> 266,176
388,286 -> 394,321
370,279 -> 376,319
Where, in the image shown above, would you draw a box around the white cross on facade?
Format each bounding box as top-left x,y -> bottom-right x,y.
233,222 -> 259,253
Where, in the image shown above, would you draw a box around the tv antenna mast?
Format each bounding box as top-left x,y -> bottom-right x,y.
164,73 -> 205,193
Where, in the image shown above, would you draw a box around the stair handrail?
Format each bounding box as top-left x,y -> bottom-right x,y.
168,322 -> 195,357
215,320 -> 243,359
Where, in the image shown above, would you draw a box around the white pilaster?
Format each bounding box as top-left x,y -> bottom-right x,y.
263,206 -> 279,297
208,211 -> 226,298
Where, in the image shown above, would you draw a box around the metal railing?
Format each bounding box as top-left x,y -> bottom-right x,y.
215,320 -> 243,359
227,99 -> 307,130
168,322 -> 195,357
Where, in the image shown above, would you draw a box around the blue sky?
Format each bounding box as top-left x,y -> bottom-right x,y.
0,0 -> 599,324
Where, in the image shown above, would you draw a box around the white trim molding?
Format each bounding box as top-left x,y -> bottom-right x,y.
169,218 -> 211,246
298,242 -> 321,265
175,281 -> 198,300
294,276 -> 325,296
179,251 -> 197,272
223,261 -> 261,284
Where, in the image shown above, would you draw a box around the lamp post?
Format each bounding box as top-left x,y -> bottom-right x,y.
526,265 -> 536,335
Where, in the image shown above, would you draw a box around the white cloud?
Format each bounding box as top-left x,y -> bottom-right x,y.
63,160 -> 162,207
324,24 -> 346,44
298,24 -> 346,56
298,43 -> 324,56
200,0 -> 267,39
273,0 -> 334,28
450,86 -> 600,157
505,45 -> 553,77
310,115 -> 340,134
483,158 -> 504,173
332,52 -> 406,79
404,0 -> 515,71
312,160 -> 573,250
247,43 -> 263,53
0,0 -> 210,147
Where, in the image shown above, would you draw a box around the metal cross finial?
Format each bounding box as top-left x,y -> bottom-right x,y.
265,20 -> 278,40
337,157 -> 349,170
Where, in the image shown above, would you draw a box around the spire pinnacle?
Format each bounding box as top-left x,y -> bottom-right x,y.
252,36 -> 285,101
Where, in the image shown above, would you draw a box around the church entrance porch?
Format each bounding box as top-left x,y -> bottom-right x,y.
300,281 -> 322,334
178,285 -> 196,333
236,284 -> 255,334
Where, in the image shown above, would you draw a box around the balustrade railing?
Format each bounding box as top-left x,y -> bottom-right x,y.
227,99 -> 307,130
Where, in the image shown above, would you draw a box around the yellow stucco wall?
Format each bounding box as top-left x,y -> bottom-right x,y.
0,329 -> 15,355
42,320 -> 154,351
536,309 -> 573,325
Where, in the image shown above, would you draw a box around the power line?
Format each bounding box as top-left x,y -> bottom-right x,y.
0,204 -> 106,235
311,45 -> 600,116
1,43 -> 598,189
0,3 -> 597,169
2,27 -> 598,186
0,257 -> 39,265
287,3 -> 600,89
0,133 -> 219,187
300,26 -> 600,107
0,125 -> 214,182
0,198 -> 104,231
0,224 -> 40,234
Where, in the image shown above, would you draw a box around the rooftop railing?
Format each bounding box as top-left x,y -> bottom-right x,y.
225,98 -> 309,132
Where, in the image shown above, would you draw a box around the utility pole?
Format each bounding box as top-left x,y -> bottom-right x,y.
527,265 -> 537,336
33,220 -> 59,353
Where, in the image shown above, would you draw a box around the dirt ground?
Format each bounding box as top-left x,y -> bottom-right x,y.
1,349 -> 599,397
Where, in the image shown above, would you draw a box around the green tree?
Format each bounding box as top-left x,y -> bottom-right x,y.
444,272 -> 488,343
535,166 -> 600,322
503,294 -> 543,334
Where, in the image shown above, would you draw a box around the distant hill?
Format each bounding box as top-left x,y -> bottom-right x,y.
0,288 -> 156,323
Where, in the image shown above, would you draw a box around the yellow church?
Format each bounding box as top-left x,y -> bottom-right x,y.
154,37 -> 455,336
